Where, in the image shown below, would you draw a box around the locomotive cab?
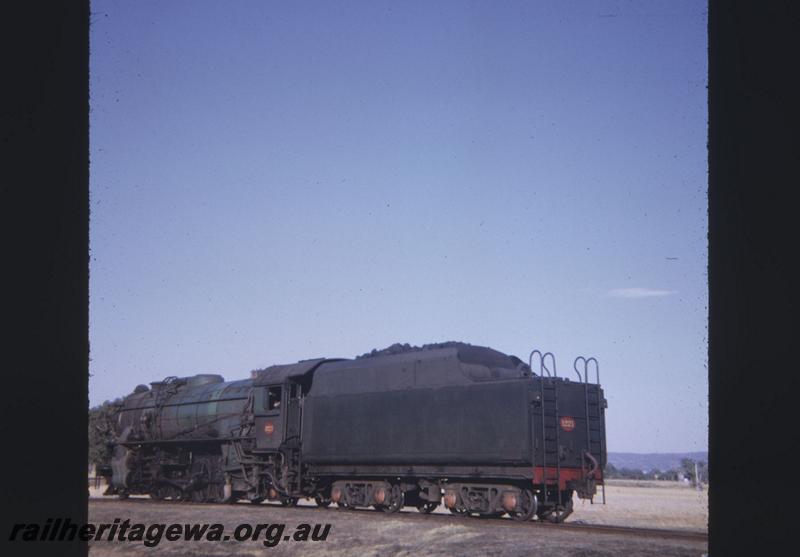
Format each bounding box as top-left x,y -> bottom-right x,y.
251,358 -> 334,452
254,384 -> 284,449
253,380 -> 305,451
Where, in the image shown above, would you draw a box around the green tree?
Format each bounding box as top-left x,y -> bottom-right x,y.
604,462 -> 619,478
680,458 -> 696,481
680,458 -> 709,486
696,461 -> 708,484
649,468 -> 662,480
88,399 -> 123,467
661,468 -> 680,481
619,467 -> 645,480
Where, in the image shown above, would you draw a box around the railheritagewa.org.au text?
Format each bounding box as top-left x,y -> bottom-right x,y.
8,518 -> 331,547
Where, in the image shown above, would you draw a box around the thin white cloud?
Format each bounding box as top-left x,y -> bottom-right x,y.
607,288 -> 677,299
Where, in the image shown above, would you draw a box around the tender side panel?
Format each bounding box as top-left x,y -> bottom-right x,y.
302,379 -> 532,465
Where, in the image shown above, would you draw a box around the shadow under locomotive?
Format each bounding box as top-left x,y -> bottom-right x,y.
98,342 -> 607,523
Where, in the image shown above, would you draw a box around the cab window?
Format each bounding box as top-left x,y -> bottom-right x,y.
265,386 -> 282,411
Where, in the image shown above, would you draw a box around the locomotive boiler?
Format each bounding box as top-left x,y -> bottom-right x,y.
98,342 -> 607,522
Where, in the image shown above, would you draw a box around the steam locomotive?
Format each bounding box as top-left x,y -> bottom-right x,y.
97,342 -> 607,522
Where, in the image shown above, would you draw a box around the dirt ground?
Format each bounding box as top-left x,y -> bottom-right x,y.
87,480 -> 707,556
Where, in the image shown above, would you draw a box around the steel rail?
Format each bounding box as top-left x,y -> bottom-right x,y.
89,497 -> 707,543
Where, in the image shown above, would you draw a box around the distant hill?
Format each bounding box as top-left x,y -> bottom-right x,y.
608,452 -> 708,472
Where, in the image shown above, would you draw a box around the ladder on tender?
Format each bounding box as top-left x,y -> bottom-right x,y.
530,349 -> 562,511
575,356 -> 605,504
540,378 -> 563,510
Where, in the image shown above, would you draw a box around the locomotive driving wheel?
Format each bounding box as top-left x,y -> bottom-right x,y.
149,486 -> 164,501
162,486 -> 180,500
205,483 -> 227,504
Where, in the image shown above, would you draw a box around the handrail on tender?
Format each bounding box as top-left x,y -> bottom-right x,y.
573,356 -> 600,384
529,349 -> 557,377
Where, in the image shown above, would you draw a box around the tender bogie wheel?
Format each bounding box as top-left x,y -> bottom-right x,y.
416,502 -> 439,514
509,489 -> 538,522
448,505 -> 469,517
314,495 -> 331,508
381,485 -> 405,514
543,500 -> 574,523
280,496 -> 299,507
537,493 -> 574,523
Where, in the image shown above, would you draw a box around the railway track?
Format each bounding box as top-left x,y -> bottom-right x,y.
90,496 -> 708,543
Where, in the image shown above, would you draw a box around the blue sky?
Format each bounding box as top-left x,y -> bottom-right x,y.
89,0 -> 707,453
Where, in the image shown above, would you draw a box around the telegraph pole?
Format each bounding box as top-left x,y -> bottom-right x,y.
694,461 -> 700,491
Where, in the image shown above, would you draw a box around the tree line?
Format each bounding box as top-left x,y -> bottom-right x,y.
604,458 -> 708,485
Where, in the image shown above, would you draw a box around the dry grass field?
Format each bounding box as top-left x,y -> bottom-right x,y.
569,479 -> 708,532
87,499 -> 707,557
